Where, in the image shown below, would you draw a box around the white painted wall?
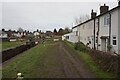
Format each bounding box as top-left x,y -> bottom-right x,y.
17,32 -> 23,38
99,14 -> 109,51
110,9 -> 119,53
79,20 -> 94,48
118,7 -> 120,54
97,8 -> 119,53
62,27 -> 78,43
0,33 -> 7,38
34,32 -> 40,36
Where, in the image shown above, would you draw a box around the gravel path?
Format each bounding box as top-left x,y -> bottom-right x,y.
55,41 -> 96,78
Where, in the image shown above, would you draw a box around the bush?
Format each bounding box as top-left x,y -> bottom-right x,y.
74,42 -> 87,52
107,45 -> 112,51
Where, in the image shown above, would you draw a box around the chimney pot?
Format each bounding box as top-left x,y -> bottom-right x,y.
92,9 -> 93,12
104,4 -> 106,6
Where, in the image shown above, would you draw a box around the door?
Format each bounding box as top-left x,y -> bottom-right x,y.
101,39 -> 106,52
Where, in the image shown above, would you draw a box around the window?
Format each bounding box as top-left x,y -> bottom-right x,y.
113,36 -> 117,45
66,36 -> 69,40
104,14 -> 110,26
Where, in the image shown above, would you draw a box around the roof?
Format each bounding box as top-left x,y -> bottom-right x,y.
72,5 -> 120,29
0,30 -> 7,34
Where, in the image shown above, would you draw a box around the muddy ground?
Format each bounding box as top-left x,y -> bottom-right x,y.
34,41 -> 96,78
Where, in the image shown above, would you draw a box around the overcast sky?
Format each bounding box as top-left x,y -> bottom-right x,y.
1,0 -> 118,32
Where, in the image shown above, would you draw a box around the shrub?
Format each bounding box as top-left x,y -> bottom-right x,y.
107,45 -> 112,51
74,42 -> 87,52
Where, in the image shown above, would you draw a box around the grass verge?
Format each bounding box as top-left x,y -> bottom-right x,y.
63,41 -> 115,78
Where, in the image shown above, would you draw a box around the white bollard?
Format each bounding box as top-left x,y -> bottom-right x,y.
17,73 -> 23,80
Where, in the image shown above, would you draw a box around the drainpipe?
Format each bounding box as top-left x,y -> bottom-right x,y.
94,19 -> 96,50
97,18 -> 100,50
108,13 -> 111,51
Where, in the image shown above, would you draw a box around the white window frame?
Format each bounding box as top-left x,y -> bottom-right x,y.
112,35 -> 117,46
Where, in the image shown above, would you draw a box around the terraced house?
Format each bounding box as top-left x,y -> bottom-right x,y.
62,2 -> 120,54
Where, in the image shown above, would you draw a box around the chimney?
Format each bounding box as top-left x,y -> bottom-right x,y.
91,9 -> 97,19
100,4 -> 109,14
2,28 -> 5,31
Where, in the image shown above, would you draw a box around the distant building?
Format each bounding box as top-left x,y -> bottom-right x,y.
33,31 -> 40,36
62,30 -> 78,43
45,31 -> 53,38
0,31 -> 8,38
0,29 -> 31,42
0,30 -> 8,41
33,30 -> 41,42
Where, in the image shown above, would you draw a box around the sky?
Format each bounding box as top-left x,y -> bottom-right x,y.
1,0 -> 118,32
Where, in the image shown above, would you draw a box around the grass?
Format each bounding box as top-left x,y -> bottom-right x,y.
2,40 -> 56,78
63,41 -> 115,78
1,41 -> 24,51
3,43 -> 48,78
44,38 -> 54,44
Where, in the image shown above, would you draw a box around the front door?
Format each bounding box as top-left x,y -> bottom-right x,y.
101,39 -> 106,52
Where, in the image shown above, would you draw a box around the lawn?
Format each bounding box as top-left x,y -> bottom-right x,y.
1,41 -> 24,51
2,41 -> 55,78
63,41 -> 115,78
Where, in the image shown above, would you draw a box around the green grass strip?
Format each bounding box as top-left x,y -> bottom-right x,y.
1,41 -> 24,50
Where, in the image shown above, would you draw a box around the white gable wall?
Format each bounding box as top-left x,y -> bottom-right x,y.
99,14 -> 109,37
79,20 -> 94,48
111,9 -> 119,53
98,9 -> 119,53
62,27 -> 78,43
0,33 -> 7,38
99,14 -> 109,51
118,7 -> 120,54
71,27 -> 79,43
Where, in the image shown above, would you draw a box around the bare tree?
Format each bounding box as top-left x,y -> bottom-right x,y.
63,27 -> 72,34
18,27 -> 24,33
74,14 -> 90,25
